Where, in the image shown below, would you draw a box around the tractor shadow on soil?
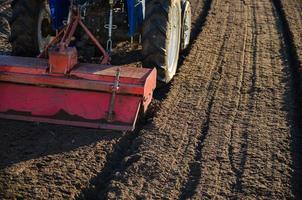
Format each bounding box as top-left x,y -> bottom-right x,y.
0,119 -> 122,169
76,1 -> 214,199
273,0 -> 302,197
281,59 -> 302,200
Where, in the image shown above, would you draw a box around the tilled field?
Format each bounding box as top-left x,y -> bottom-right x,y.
279,0 -> 302,64
277,0 -> 302,198
0,0 -> 302,199
105,0 -> 299,199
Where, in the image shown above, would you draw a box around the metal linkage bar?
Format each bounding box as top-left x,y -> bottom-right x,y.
38,7 -> 110,65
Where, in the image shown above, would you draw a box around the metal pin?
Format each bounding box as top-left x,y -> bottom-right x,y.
106,2 -> 114,53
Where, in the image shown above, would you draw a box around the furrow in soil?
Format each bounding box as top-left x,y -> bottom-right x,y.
271,0 -> 302,199
0,0 -> 299,199
105,0 -> 295,199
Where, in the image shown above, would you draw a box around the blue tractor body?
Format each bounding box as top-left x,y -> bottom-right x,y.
9,0 -> 192,85
48,0 -> 144,36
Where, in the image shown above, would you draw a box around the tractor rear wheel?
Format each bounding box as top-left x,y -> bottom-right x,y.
142,0 -> 182,83
10,0 -> 52,56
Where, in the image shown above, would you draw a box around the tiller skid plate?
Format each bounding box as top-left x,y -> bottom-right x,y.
0,55 -> 156,131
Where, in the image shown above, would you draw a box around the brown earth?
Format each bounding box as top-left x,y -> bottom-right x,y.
0,0 -> 205,199
105,0 -> 298,199
278,0 -> 302,199
0,1 -> 128,199
0,0 -> 302,199
279,0 -> 302,64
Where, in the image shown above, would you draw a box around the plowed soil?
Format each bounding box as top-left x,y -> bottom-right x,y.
0,0 -> 302,199
0,1 -> 127,199
279,0 -> 302,64
105,0 -> 299,199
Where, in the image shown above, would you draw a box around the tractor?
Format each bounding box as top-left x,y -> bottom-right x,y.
0,0 -> 191,131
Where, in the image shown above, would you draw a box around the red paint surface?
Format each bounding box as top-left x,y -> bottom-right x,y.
0,83 -> 140,124
0,55 -> 157,130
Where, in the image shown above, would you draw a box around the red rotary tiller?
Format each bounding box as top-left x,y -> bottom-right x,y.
0,8 -> 156,131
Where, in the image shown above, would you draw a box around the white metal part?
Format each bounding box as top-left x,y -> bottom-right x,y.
181,1 -> 191,50
106,3 -> 114,52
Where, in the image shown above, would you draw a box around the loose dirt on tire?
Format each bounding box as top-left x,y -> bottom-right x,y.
0,0 -> 301,199
0,0 -> 10,54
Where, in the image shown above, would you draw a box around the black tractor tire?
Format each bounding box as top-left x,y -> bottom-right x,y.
142,0 -> 182,83
10,0 -> 52,56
